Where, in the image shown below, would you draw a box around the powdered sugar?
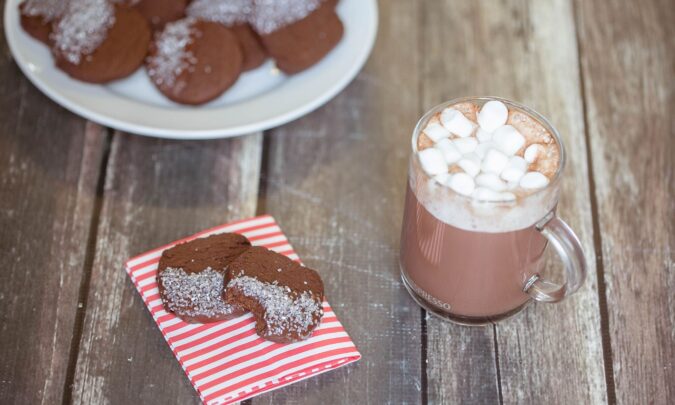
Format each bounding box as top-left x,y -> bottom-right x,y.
160,267 -> 239,318
51,0 -> 115,65
228,275 -> 323,339
147,18 -> 198,88
21,0 -> 67,21
187,0 -> 252,26
250,0 -> 323,35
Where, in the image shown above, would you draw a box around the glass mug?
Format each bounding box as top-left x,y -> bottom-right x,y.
399,97 -> 587,325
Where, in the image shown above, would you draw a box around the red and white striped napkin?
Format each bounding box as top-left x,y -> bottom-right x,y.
125,215 -> 361,404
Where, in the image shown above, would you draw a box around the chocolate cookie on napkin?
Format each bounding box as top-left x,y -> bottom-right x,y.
225,246 -> 325,343
157,233 -> 251,323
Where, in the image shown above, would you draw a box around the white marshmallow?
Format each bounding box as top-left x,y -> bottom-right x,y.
418,148 -> 448,176
524,144 -> 543,163
434,172 -> 451,185
478,100 -> 508,133
493,125 -> 526,155
500,156 -> 528,182
475,173 -> 508,191
498,192 -> 517,202
481,149 -> 509,174
423,121 -> 451,142
434,138 -> 462,164
475,141 -> 495,159
441,108 -> 476,138
448,172 -> 475,196
520,171 -> 550,189
457,153 -> 481,177
453,137 -> 478,154
476,128 -> 494,143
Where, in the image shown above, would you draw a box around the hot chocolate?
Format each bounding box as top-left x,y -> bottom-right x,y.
400,97 -> 566,324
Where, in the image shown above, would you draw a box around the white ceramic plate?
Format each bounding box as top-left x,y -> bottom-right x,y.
4,0 -> 378,139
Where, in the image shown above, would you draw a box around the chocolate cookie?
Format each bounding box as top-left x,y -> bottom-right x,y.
111,0 -> 142,7
19,0 -> 66,44
146,18 -> 243,105
186,0 -> 267,71
157,233 -> 251,323
225,246 -> 324,343
51,1 -> 151,83
251,0 -> 343,74
134,0 -> 187,29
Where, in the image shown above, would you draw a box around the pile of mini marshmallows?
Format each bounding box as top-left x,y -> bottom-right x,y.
417,100 -> 551,202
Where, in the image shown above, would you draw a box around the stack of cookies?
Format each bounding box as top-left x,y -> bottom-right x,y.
157,233 -> 325,343
19,0 -> 344,105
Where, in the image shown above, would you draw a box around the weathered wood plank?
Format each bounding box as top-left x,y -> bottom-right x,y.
70,132 -> 262,404
0,36 -> 106,404
422,0 -> 606,403
251,1 -> 423,403
576,0 -> 674,403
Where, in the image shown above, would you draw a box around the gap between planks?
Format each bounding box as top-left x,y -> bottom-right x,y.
417,2 -> 430,402
571,1 -> 617,403
61,127 -> 114,405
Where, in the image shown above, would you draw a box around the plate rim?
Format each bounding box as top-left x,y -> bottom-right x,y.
4,0 -> 378,140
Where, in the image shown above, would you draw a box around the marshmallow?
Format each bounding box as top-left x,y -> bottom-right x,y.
524,143 -> 543,163
475,173 -> 508,191
435,138 -> 462,164
448,172 -> 475,196
520,171 -> 550,189
475,141 -> 495,159
478,100 -> 508,133
493,125 -> 526,155
498,192 -> 516,202
423,120 -> 451,142
453,137 -> 478,154
434,172 -> 451,185
441,108 -> 476,138
481,149 -> 509,174
418,148 -> 448,176
500,156 -> 528,182
473,187 -> 517,202
457,153 -> 481,177
476,128 -> 494,143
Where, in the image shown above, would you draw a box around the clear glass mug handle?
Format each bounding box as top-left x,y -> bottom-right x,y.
524,212 -> 587,303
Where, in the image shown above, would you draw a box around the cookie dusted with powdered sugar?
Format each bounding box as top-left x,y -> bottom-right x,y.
19,0 -> 67,44
146,17 -> 244,105
186,0 -> 267,71
225,246 -> 325,343
51,0 -> 151,83
251,0 -> 343,74
132,0 -> 187,30
157,233 -> 251,323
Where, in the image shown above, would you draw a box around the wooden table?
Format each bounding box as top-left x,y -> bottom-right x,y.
1,1 -> 673,404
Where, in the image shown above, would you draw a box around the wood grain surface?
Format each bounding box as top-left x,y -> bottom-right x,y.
421,1 -> 606,404
576,0 -> 675,403
250,1 -> 424,403
1,0 -> 673,404
69,133 -> 262,404
0,38 -> 106,403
